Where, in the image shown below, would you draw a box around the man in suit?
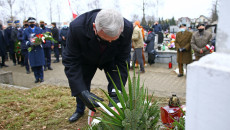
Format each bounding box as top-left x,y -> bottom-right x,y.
23,17 -> 45,83
60,22 -> 69,54
0,23 -> 8,68
175,24 -> 193,77
40,20 -> 54,71
62,9 -> 133,123
4,20 -> 16,65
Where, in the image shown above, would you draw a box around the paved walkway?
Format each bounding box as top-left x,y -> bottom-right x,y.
1,58 -> 186,98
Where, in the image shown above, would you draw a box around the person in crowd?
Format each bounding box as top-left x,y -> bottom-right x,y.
18,20 -> 30,74
11,20 -> 22,66
152,21 -> 162,34
23,17 -> 45,83
0,23 -> 8,68
62,9 -> 133,123
40,20 -> 54,71
51,22 -> 60,63
4,20 -> 16,65
175,24 -> 193,77
133,21 -> 146,67
191,24 -> 212,61
132,21 -> 145,73
60,22 -> 69,53
145,28 -> 156,65
188,26 -> 193,33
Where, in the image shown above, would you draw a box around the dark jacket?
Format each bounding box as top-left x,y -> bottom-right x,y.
51,27 -> 59,47
23,26 -> 45,67
4,26 -> 14,53
62,9 -> 133,96
152,24 -> 162,33
0,30 -> 6,56
145,31 -> 155,53
41,27 -> 53,48
60,26 -> 69,47
18,27 -> 28,50
11,27 -> 19,44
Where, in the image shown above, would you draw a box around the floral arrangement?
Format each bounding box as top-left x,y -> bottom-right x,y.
167,39 -> 176,50
31,32 -> 57,45
28,32 -> 57,52
14,40 -> 21,56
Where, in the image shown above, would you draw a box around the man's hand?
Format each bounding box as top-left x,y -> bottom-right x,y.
62,36 -> 65,40
78,90 -> 104,112
51,45 -> 54,50
200,49 -> 203,54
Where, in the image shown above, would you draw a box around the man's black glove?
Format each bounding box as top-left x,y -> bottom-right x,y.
78,90 -> 104,112
179,48 -> 186,52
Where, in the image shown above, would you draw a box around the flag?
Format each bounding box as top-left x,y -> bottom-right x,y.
68,0 -> 77,19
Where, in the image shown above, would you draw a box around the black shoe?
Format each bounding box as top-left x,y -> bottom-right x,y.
48,67 -> 53,70
40,79 -> 44,82
44,68 -> 47,71
35,79 -> 39,83
108,92 -> 120,107
26,70 -> 31,74
2,64 -> 9,67
69,112 -> 84,123
136,70 -> 145,74
178,74 -> 184,77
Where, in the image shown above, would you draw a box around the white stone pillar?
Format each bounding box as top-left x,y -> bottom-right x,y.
186,0 -> 230,130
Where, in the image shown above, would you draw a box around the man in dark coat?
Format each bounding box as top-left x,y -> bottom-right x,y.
51,22 -> 60,63
152,21 -> 162,34
60,22 -> 69,53
0,24 -> 8,68
23,17 -> 45,83
11,20 -> 22,65
18,20 -> 30,73
145,28 -> 155,65
4,20 -> 16,65
62,9 -> 133,123
175,24 -> 193,77
40,20 -> 54,71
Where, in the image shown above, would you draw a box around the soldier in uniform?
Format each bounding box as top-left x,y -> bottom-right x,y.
51,22 -> 60,63
11,20 -> 22,66
18,20 -> 30,74
4,20 -> 16,65
23,17 -> 45,83
40,20 -> 54,71
175,24 -> 193,77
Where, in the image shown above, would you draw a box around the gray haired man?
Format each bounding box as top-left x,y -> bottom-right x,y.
62,9 -> 133,122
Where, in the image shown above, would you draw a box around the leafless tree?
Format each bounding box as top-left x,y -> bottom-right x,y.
49,0 -> 53,23
87,0 -> 100,10
6,0 -> 15,20
131,14 -> 139,22
211,0 -> 219,22
146,15 -> 155,26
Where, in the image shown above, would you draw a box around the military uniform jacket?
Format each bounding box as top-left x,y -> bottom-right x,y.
23,26 -> 45,67
191,30 -> 212,57
62,9 -> 133,96
175,30 -> 193,64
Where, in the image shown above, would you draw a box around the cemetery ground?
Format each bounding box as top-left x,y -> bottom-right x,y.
0,58 -> 186,129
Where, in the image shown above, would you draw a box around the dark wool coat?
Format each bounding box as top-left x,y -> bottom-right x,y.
175,30 -> 193,64
62,9 -> 133,96
23,26 -> 45,67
